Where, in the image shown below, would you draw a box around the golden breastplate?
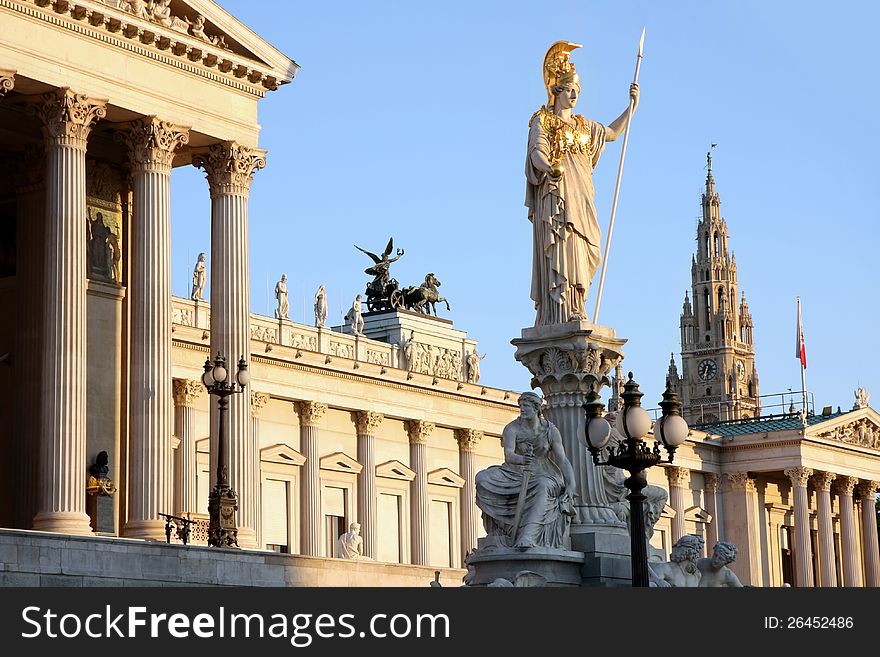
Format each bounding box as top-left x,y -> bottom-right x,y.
532,107 -> 591,166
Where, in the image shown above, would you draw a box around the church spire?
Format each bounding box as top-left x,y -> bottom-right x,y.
706,145 -> 716,195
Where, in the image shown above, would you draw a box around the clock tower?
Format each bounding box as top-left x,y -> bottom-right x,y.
671,152 -> 760,424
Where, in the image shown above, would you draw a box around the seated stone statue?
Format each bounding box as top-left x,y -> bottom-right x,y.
475,391 -> 576,549
649,534 -> 705,587
698,540 -> 744,587
335,521 -> 372,560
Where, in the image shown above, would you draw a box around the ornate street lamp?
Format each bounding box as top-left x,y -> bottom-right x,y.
582,373 -> 689,586
202,353 -> 250,548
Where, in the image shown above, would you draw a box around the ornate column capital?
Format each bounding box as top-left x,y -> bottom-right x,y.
0,69 -> 14,96
455,428 -> 483,452
192,141 -> 267,197
834,475 -> 859,497
703,472 -> 720,492
118,116 -> 189,172
666,466 -> 690,488
26,88 -> 107,148
172,379 -> 203,407
856,480 -> 880,502
725,471 -> 755,492
355,411 -> 384,436
784,466 -> 814,488
251,391 -> 270,417
296,401 -> 327,427
406,420 -> 435,445
813,471 -> 837,492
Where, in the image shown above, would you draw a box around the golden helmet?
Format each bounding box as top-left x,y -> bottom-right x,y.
542,41 -> 582,107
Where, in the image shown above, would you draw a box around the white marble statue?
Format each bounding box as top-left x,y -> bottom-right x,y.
274,274 -> 289,320
697,541 -> 744,587
475,391 -> 576,549
854,387 -> 870,410
526,42 -> 639,325
403,330 -> 416,371
649,534 -> 705,587
314,285 -> 327,327
466,348 -> 486,384
345,294 -> 365,336
335,521 -> 372,560
190,252 -> 206,301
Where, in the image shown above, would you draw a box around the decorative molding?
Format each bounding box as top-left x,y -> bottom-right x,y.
192,141 -> 266,197
25,87 -> 107,147
683,505 -> 712,524
406,420 -> 434,445
516,342 -> 622,395
427,468 -> 465,489
376,460 -> 416,482
665,466 -> 690,488
250,391 -> 270,416
834,475 -> 859,497
725,471 -> 755,492
784,466 -> 813,488
259,443 -> 306,467
454,428 -> 483,452
117,116 -> 189,171
855,480 -> 879,501
355,411 -> 384,436
815,418 -> 880,451
319,451 -> 363,475
0,68 -> 14,95
703,472 -> 719,492
812,471 -> 837,492
172,378 -> 202,406
295,401 -> 327,427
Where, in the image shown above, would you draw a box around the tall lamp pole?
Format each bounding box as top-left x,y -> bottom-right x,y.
202,353 -> 250,548
582,373 -> 689,586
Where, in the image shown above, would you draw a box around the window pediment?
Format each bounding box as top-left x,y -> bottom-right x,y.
427,468 -> 464,489
319,452 -> 363,474
376,460 -> 416,482
260,443 -> 306,466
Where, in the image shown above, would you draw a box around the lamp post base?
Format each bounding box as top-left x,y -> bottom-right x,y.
208,484 -> 239,548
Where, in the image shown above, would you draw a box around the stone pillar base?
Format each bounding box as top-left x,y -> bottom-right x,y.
468,544 -> 585,587
572,531 -> 633,587
32,511 -> 93,536
122,519 -> 167,541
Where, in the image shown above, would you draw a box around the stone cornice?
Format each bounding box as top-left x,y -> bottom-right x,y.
172,378 -> 202,406
25,87 -> 107,147
295,401 -> 327,427
192,141 -> 266,197
118,116 -> 189,172
355,411 -> 384,436
784,466 -> 813,488
406,420 -> 434,445
4,0 -> 295,96
454,428 -> 483,452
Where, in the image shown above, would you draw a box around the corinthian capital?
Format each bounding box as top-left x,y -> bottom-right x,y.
725,471 -> 755,492
192,141 -> 267,197
454,428 -> 483,452
172,379 -> 203,407
26,88 -> 107,148
666,466 -> 690,488
834,475 -> 859,497
355,411 -> 384,436
296,401 -> 327,427
406,420 -> 434,445
251,391 -> 270,417
703,472 -> 719,492
784,466 -> 814,488
119,116 -> 189,172
812,471 -> 837,492
0,69 -> 14,96
855,480 -> 879,501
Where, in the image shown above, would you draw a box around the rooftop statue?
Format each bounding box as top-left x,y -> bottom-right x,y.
526,42 -> 639,325
355,237 -> 404,312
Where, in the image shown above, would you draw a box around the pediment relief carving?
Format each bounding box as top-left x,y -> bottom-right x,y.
814,417 -> 880,450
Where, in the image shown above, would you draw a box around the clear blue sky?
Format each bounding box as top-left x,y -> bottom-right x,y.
170,0 -> 879,415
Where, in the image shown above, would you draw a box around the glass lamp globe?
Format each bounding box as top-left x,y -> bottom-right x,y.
616,405 -> 651,439
236,365 -> 250,387
201,358 -> 214,387
212,363 -> 227,384
585,417 -> 612,450
656,414 -> 689,447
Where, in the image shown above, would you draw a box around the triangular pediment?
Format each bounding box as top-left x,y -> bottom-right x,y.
319,452 -> 363,474
260,443 -> 306,466
427,468 -> 465,489
376,460 -> 416,482
195,436 -> 210,453
809,407 -> 880,451
684,505 -> 712,524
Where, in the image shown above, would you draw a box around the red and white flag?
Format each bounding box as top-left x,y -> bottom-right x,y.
795,297 -> 807,369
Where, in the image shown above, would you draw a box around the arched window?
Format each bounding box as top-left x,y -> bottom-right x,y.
713,231 -> 719,256
703,289 -> 711,330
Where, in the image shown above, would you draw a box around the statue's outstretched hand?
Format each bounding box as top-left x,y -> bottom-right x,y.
629,82 -> 640,109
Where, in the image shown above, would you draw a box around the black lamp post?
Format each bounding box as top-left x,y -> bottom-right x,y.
582,373 -> 689,586
202,352 -> 250,548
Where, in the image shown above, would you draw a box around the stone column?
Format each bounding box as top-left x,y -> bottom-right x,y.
28,88 -> 106,534
856,480 -> 880,587
813,471 -> 837,587
194,142 -> 266,548
785,466 -> 814,587
355,411 -> 383,559
666,466 -> 690,543
455,428 -> 482,560
835,476 -> 861,587
250,391 -> 270,547
703,472 -> 720,549
723,472 -> 760,585
120,117 -> 189,539
172,379 -> 202,516
12,145 -> 45,529
406,420 -> 433,566
296,401 -> 326,556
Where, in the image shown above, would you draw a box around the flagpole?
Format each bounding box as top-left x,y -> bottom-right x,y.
797,296 -> 808,418
593,27 -> 645,324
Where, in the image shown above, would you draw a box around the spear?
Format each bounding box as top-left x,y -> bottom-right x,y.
592,27 -> 645,324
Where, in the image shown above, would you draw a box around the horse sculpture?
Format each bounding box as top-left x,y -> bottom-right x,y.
402,273 -> 450,316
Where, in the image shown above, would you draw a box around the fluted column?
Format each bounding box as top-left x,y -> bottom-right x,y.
27,88 -> 106,534
296,401 -> 326,556
355,411 -> 383,559
666,466 -> 689,543
723,472 -> 760,585
455,428 -> 482,560
835,476 -> 860,586
813,471 -> 837,587
119,117 -> 188,538
785,466 -> 814,587
856,480 -> 880,587
194,142 -> 266,548
172,380 -> 202,516
250,391 -> 269,547
703,472 -> 720,549
406,420 -> 433,565
12,146 -> 45,529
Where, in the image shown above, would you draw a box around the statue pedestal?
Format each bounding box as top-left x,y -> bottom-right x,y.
468,541 -> 585,587
512,320 -> 633,586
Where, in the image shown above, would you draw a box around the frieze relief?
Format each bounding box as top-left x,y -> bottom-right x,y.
250,325 -> 277,344
366,349 -> 390,366
816,418 -> 880,450
330,341 -> 355,360
172,307 -> 193,327
403,340 -> 463,380
290,332 -> 317,351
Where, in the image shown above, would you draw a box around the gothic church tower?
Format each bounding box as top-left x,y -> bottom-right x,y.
672,153 -> 760,424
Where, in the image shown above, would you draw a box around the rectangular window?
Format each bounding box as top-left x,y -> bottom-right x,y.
378,493 -> 402,563
429,500 -> 452,568
323,486 -> 347,557
262,478 -> 289,552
